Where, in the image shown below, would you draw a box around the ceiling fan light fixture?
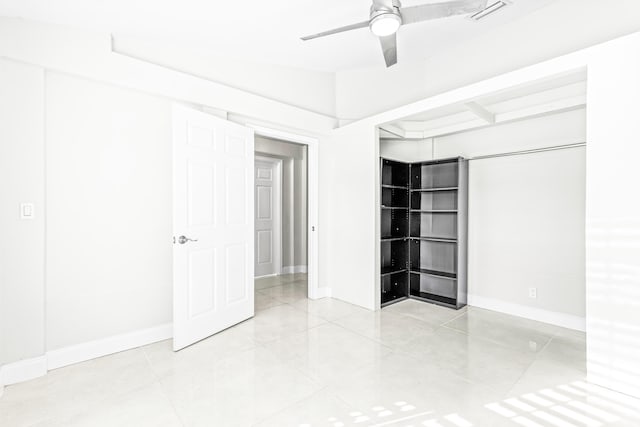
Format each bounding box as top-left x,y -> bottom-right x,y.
369,13 -> 402,37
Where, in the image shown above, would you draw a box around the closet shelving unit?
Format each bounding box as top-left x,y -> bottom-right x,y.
380,157 -> 468,309
380,159 -> 410,305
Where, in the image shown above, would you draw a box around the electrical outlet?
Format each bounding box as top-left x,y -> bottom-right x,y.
528,287 -> 537,299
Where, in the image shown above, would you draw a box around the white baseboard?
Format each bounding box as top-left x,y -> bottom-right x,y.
587,370 -> 640,400
310,287 -> 332,300
47,323 -> 172,370
468,294 -> 586,331
255,266 -> 308,278
0,323 -> 173,396
0,355 -> 48,391
281,265 -> 308,275
0,323 -> 173,391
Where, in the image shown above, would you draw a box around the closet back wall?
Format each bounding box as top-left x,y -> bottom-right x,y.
381,108 -> 586,327
46,72 -> 173,350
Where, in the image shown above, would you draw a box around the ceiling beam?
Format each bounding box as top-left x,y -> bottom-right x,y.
203,106 -> 228,120
495,95 -> 585,123
378,124 -> 406,138
383,94 -> 586,140
421,119 -> 488,139
378,128 -> 430,140
379,128 -> 399,139
464,101 -> 495,124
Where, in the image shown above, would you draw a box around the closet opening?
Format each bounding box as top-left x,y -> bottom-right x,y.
376,68 -> 587,331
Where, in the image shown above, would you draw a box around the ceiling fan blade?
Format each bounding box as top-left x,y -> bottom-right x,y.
301,20 -> 370,41
400,0 -> 488,25
379,33 -> 397,68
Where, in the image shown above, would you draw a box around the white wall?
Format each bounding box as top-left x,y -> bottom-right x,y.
0,17 -> 336,133
380,138 -> 433,163
435,110 -> 586,159
114,36 -> 336,118
0,17 -> 335,385
45,72 -> 173,350
586,33 -> 640,398
465,148 -> 585,322
380,109 -> 586,327
335,0 -> 640,121
255,137 -> 308,270
323,31 -> 640,399
319,123 -> 379,309
0,59 -> 45,367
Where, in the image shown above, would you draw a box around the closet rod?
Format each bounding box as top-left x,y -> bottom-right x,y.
467,142 -> 585,161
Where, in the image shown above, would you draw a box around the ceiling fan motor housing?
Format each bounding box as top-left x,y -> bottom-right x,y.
370,0 -> 402,20
369,0 -> 403,37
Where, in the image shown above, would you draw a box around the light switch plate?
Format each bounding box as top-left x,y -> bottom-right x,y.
20,203 -> 35,220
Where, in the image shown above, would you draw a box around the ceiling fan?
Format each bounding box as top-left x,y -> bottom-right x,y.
301,0 -> 489,67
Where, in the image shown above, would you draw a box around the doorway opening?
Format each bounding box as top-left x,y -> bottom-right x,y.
254,136 -> 309,310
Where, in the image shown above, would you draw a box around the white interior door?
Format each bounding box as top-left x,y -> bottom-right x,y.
172,105 -> 254,351
255,158 -> 281,277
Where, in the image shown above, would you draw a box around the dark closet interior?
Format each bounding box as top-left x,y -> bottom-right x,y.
380,157 -> 468,309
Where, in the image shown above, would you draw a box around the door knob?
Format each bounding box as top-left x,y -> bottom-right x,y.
177,235 -> 198,244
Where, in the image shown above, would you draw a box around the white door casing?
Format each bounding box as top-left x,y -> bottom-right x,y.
254,157 -> 282,278
172,105 -> 254,351
246,124 -> 321,299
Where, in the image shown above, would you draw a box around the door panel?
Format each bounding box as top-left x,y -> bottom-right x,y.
187,162 -> 215,227
257,186 -> 272,219
188,248 -> 216,317
225,133 -> 247,156
225,165 -> 246,224
226,243 -> 248,303
257,167 -> 272,180
257,230 -> 272,264
187,125 -> 215,149
173,105 -> 254,351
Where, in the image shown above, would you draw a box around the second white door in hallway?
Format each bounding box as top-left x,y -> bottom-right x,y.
255,157 -> 282,277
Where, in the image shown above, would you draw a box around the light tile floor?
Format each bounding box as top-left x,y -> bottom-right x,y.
2,274 -> 640,426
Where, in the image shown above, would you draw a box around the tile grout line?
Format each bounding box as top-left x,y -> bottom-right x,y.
257,294 -> 566,404
385,300 -> 470,329
140,348 -> 187,427
492,326 -> 559,400
388,303 -> 556,398
249,386 -> 360,427
327,318 -> 396,353
439,307 -> 471,327
379,313 -> 513,396
249,295 -> 357,426
438,306 -> 560,357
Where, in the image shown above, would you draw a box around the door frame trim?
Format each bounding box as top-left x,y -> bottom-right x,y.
247,125 -> 322,300
254,155 -> 283,278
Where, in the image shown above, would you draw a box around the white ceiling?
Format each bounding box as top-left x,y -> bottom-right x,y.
0,0 -> 557,72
